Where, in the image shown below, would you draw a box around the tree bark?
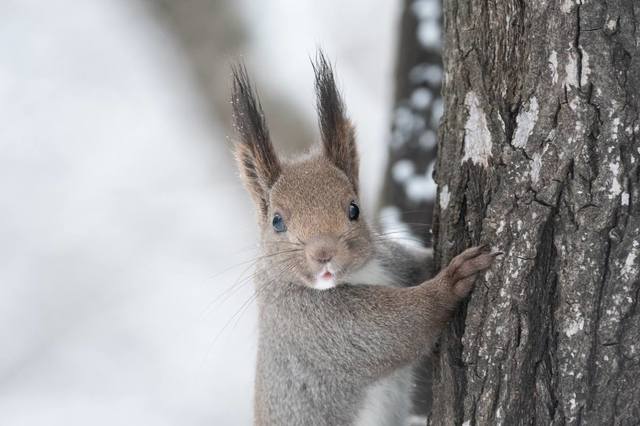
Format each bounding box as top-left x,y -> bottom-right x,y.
430,0 -> 640,425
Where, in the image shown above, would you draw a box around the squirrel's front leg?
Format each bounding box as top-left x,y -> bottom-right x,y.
309,245 -> 498,381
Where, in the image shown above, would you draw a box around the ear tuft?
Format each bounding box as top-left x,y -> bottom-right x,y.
231,63 -> 281,220
312,50 -> 359,192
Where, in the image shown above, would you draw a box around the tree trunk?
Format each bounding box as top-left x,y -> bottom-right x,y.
430,0 -> 640,424
380,0 -> 443,242
379,0 -> 444,417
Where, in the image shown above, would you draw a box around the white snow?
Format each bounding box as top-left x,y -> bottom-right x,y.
431,98 -> 444,127
392,160 -> 416,182
513,97 -> 539,148
392,106 -> 426,148
413,0 -> 441,49
419,130 -> 437,150
395,106 -> 418,132
409,64 -> 443,86
412,0 -> 441,19
0,0 -> 399,425
417,22 -> 442,48
462,92 -> 493,167
410,87 -> 433,110
406,162 -> 437,202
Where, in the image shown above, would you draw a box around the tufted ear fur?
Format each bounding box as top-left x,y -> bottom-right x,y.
312,51 -> 359,193
231,64 -> 281,221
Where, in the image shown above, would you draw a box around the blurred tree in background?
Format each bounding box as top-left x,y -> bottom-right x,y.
380,0 -> 442,244
148,0 -> 314,154
380,0 -> 443,418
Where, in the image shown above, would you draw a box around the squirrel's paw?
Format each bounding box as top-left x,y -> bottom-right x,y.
442,245 -> 500,299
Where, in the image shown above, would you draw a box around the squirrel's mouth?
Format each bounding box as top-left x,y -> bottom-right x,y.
312,266 -> 337,290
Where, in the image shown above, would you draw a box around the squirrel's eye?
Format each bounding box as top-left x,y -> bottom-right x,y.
348,201 -> 360,221
272,213 -> 286,233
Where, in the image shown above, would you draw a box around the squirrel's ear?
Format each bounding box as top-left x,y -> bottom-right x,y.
231,64 -> 281,219
312,51 -> 359,193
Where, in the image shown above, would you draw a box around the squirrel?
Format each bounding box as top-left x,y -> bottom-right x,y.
230,51 -> 498,426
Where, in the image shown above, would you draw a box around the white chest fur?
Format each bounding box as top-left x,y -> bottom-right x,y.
346,259 -> 414,425
354,366 -> 414,426
342,258 -> 396,287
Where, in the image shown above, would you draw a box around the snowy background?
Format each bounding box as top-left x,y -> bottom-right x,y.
0,1 -> 399,424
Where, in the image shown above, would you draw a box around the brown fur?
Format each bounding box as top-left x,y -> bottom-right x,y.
229,52 -> 498,425
231,64 -> 281,222
312,52 -> 359,191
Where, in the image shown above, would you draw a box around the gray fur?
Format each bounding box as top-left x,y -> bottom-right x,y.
230,53 -> 496,425
252,242 -> 495,425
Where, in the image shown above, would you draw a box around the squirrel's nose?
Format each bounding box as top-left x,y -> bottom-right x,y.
311,249 -> 334,264
306,236 -> 337,265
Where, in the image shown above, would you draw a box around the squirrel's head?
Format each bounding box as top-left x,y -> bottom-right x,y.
231,52 -> 373,290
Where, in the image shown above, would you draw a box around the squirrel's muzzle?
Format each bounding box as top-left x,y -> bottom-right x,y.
305,235 -> 338,266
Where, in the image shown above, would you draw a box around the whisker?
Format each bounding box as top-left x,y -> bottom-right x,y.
201,248 -> 304,316
231,260 -> 298,330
